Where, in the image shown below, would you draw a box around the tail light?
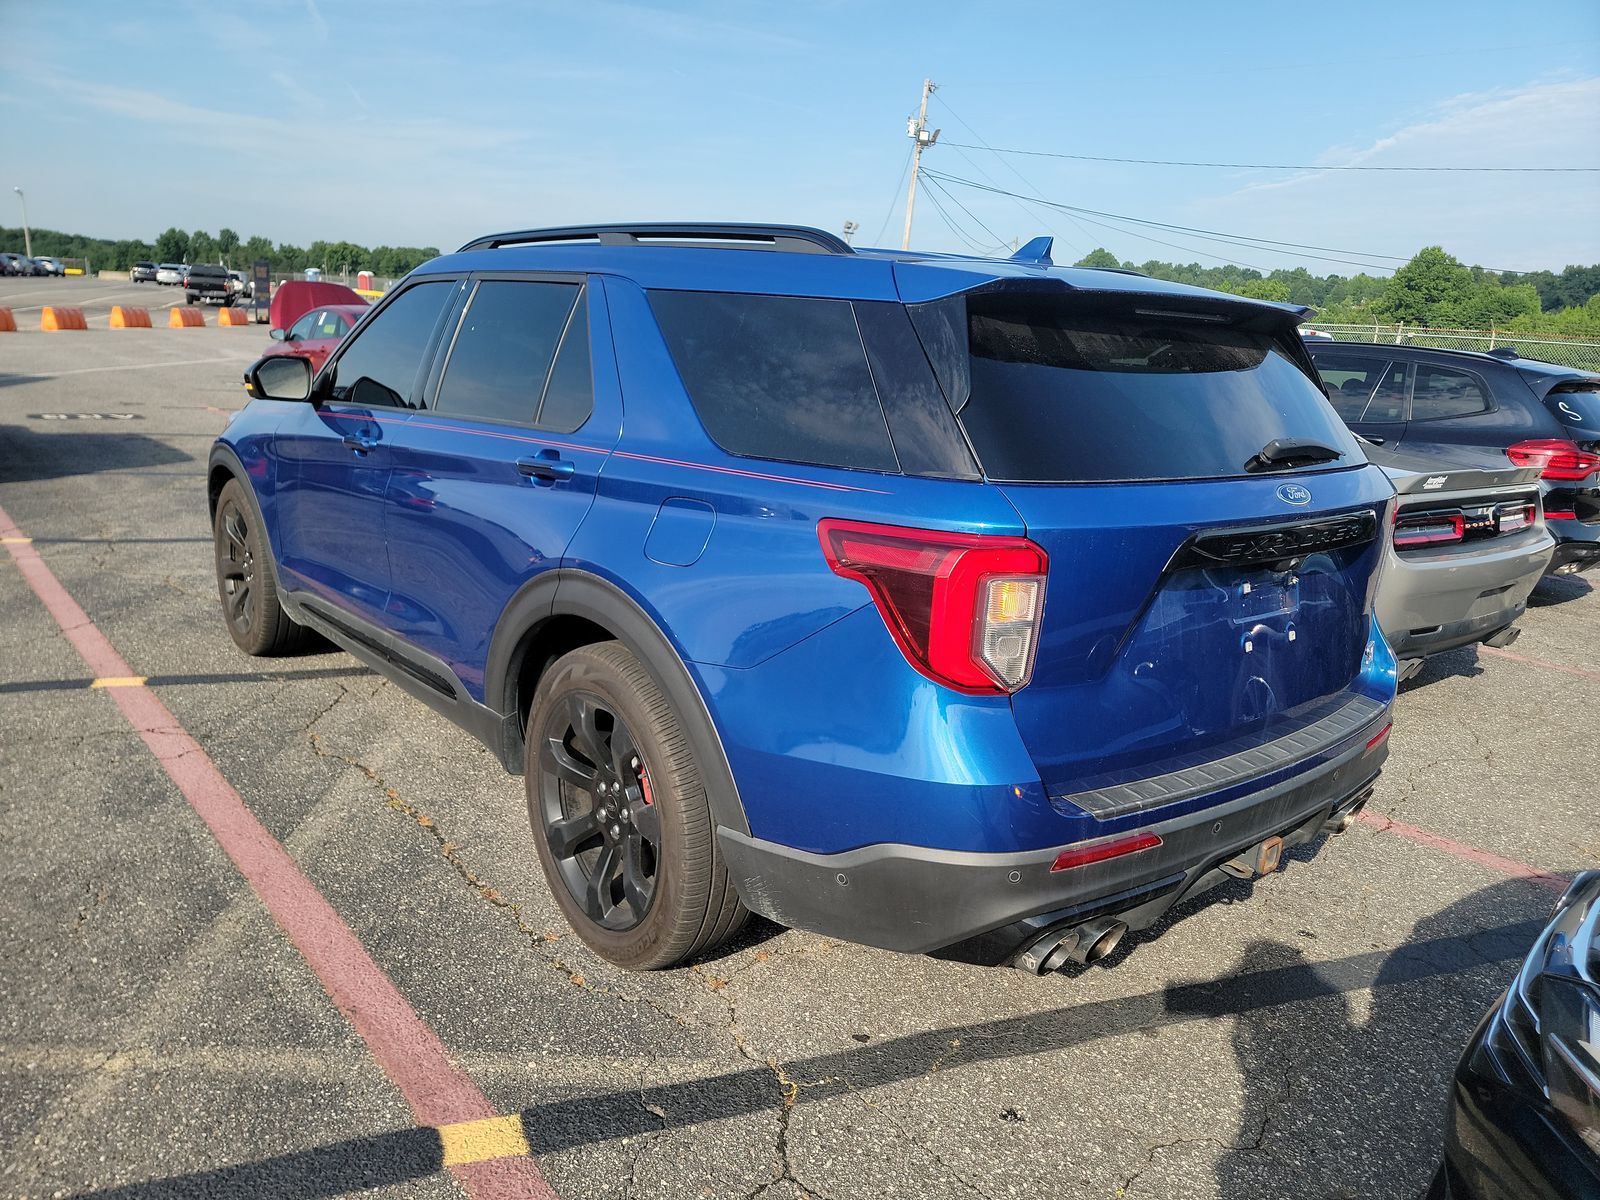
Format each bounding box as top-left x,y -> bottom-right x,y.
1497,502 -> 1537,533
1393,512 -> 1465,548
1506,439 -> 1600,481
818,519 -> 1048,694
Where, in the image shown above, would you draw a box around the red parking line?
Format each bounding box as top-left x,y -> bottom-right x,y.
1357,810 -> 1568,894
0,502 -> 555,1200
1478,644 -> 1600,685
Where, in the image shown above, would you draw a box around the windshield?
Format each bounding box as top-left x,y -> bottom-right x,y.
954,294 -> 1362,483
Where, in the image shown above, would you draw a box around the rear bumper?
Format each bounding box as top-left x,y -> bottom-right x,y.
719,715 -> 1388,957
1378,532 -> 1552,660
1548,537 -> 1600,574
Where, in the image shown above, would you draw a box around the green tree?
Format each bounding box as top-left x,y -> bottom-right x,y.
217,227 -> 240,265
1377,246 -> 1476,325
154,227 -> 189,263
1074,247 -> 1122,269
188,229 -> 217,264
1235,278 -> 1291,303
240,235 -> 274,266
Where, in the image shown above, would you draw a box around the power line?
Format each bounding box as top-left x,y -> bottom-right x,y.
872,142 -> 915,247
922,169 -> 1400,272
930,93 -> 1091,259
938,141 -> 1600,173
921,172 -> 1012,253
919,179 -> 1003,255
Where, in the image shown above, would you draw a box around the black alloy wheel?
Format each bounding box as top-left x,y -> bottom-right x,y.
216,497 -> 257,640
536,691 -> 661,931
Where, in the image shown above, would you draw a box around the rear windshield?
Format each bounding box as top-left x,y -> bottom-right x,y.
189,265 -> 226,277
1546,382 -> 1600,437
954,295 -> 1361,483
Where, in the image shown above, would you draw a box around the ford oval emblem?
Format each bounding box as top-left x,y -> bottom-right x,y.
1276,483 -> 1312,506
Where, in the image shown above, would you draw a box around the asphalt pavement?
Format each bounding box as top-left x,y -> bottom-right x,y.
2,310 -> 1597,1200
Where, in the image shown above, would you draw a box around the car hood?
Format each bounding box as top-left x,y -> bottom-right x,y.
1364,442 -> 1543,496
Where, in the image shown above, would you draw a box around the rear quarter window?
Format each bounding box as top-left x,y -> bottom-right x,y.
1409,364 -> 1491,421
956,295 -> 1362,483
649,291 -> 899,473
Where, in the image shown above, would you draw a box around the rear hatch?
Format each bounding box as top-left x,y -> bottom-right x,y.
905,281 -> 1392,808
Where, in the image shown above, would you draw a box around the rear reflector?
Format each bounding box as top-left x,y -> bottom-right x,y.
1365,723 -> 1392,753
1506,439 -> 1600,482
1050,831 -> 1162,873
1393,512 -> 1465,548
1546,510 -> 1579,521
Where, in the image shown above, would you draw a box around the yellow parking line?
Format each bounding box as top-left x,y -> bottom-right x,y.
90,676 -> 147,689
0,536 -> 31,545
437,1113 -> 531,1166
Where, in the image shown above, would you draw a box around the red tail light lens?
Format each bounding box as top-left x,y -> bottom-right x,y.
1393,512 -> 1465,548
818,519 -> 1048,694
1051,831 -> 1162,873
1506,439 -> 1600,481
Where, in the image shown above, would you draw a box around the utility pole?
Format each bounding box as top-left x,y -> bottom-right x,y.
13,187 -> 31,259
901,78 -> 939,250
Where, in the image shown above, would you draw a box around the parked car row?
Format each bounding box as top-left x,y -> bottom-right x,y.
1,252 -> 65,275
212,225 -> 1598,1198
125,261 -> 252,305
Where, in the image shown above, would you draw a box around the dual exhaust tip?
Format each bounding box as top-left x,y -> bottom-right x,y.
1014,915 -> 1127,975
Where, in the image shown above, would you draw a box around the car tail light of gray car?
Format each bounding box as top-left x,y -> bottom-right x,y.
1392,499 -> 1539,551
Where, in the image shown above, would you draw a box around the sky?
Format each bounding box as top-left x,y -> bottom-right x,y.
2,0 -> 1597,277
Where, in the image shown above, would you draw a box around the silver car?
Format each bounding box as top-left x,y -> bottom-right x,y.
1370,443 -> 1555,677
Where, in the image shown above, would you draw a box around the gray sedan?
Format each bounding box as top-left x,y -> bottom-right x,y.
1369,442 -> 1555,678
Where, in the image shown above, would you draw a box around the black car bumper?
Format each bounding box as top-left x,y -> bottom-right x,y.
718,718 -> 1389,961
1434,1011 -> 1600,1200
1549,538 -> 1600,575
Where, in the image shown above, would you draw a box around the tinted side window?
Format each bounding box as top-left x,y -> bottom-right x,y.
435,281 -> 581,426
1362,361 -> 1411,423
1314,355 -> 1390,422
535,290 -> 593,433
649,291 -> 898,473
329,281 -> 453,409
1411,365 -> 1491,421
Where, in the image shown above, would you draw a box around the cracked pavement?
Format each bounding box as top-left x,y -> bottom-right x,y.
2,311 -> 1598,1199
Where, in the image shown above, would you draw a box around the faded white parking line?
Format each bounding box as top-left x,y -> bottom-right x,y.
19,357 -> 253,378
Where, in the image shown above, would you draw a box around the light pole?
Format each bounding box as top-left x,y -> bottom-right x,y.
12,188 -> 31,259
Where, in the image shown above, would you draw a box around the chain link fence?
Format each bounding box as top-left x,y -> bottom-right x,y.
1312,323 -> 1600,373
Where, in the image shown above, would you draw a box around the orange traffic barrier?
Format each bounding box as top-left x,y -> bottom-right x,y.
169,306 -> 206,328
217,307 -> 251,327
41,306 -> 88,331
0,307 -> 15,332
109,305 -> 153,329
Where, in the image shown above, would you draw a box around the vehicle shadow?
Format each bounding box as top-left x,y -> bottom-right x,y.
1399,646 -> 1485,693
1528,573 -> 1593,607
0,422 -> 191,483
1201,876 -> 1557,1200
68,877 -> 1561,1200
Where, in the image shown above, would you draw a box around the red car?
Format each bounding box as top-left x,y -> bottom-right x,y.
260,304 -> 370,374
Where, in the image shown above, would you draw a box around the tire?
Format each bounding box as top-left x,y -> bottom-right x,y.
212,478 -> 314,656
526,642 -> 747,970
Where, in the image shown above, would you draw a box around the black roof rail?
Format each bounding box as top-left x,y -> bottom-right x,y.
457,223 -> 854,256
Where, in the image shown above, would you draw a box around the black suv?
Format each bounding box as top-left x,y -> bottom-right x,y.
1309,342 -> 1600,574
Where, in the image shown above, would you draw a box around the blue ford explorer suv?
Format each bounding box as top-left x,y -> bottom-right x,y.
211,223 -> 1397,972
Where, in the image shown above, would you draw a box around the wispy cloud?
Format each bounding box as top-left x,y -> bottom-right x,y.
1191,75 -> 1600,272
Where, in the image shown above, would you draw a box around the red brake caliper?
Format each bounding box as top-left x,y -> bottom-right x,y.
637,765 -> 654,806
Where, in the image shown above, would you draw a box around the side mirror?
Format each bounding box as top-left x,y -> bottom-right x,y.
269,328 -> 287,341
247,355 -> 314,402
